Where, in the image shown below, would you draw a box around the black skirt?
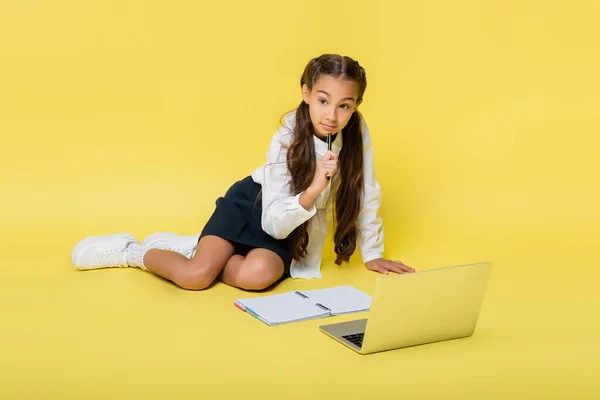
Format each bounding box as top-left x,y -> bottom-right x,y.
198,175 -> 293,279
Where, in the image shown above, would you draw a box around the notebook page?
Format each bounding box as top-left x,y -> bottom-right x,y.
302,285 -> 372,315
236,292 -> 328,325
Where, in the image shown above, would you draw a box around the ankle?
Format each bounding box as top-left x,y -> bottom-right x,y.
125,243 -> 149,271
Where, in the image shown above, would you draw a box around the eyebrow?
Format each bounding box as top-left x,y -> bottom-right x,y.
317,90 -> 356,102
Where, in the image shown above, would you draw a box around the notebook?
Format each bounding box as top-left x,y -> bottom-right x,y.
234,285 -> 372,326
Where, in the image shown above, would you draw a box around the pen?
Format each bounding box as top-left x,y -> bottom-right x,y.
327,133 -> 332,181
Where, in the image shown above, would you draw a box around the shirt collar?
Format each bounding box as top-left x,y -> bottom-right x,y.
314,129 -> 343,157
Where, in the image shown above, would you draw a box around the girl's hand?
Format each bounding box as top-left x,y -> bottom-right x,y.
365,258 -> 415,275
310,151 -> 338,193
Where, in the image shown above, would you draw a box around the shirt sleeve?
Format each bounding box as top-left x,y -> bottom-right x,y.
356,113 -> 385,263
260,119 -> 317,240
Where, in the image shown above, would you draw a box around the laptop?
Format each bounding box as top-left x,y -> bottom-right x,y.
319,261 -> 492,355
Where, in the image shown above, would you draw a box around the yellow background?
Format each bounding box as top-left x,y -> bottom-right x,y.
1,0 -> 598,398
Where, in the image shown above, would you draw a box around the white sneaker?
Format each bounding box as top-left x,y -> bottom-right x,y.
141,232 -> 200,259
71,233 -> 138,270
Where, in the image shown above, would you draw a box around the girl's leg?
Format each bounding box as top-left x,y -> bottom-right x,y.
143,235 -> 235,290
71,232 -> 283,291
219,248 -> 285,291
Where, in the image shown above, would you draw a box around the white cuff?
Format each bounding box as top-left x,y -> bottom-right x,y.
362,252 -> 383,264
261,191 -> 317,239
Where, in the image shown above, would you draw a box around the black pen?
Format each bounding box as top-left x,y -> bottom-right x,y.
326,133 -> 332,180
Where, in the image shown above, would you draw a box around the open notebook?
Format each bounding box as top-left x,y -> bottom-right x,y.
234,285 -> 372,326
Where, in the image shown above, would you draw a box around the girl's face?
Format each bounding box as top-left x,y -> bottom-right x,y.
302,75 -> 360,139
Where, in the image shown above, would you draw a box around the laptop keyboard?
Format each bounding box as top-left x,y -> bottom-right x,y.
342,332 -> 364,348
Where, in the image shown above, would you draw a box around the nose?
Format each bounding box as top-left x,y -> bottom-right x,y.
326,106 -> 337,122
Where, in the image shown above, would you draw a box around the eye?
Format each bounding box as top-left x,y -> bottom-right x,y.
319,98 -> 327,104
340,104 -> 350,110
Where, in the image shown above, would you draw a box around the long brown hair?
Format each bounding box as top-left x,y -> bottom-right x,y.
285,54 -> 367,265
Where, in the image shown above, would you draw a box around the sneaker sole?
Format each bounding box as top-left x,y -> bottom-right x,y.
142,232 -> 200,247
71,233 -> 136,270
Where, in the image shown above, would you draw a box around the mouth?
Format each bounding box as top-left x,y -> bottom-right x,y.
321,123 -> 337,130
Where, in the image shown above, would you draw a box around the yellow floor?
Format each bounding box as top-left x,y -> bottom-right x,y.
2,1 -> 599,398
2,225 -> 598,399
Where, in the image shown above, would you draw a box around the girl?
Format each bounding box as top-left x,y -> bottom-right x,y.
71,54 -> 415,291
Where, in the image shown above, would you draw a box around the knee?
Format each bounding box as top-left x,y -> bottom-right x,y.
237,261 -> 283,291
176,266 -> 214,291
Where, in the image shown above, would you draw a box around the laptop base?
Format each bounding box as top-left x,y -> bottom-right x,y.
319,318 -> 368,354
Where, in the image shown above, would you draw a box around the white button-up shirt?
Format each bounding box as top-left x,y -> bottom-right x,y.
251,111 -> 384,279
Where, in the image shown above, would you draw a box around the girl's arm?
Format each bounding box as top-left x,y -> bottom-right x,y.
356,113 -> 385,263
357,114 -> 415,275
260,118 -> 318,240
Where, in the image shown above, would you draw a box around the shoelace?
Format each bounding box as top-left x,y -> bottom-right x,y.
99,243 -> 124,255
99,248 -> 120,254
97,240 -> 126,256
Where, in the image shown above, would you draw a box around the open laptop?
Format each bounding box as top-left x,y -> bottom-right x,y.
319,261 -> 492,355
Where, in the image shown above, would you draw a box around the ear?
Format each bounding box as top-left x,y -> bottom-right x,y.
302,84 -> 310,104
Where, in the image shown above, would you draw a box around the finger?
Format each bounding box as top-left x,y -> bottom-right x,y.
321,165 -> 337,174
316,162 -> 335,171
319,166 -> 336,174
396,266 -> 413,274
381,260 -> 413,274
321,160 -> 338,168
394,261 -> 415,272
382,263 -> 406,274
323,167 -> 337,176
323,151 -> 338,161
368,264 -> 388,275
324,170 -> 336,179
391,260 -> 414,271
394,261 -> 415,273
